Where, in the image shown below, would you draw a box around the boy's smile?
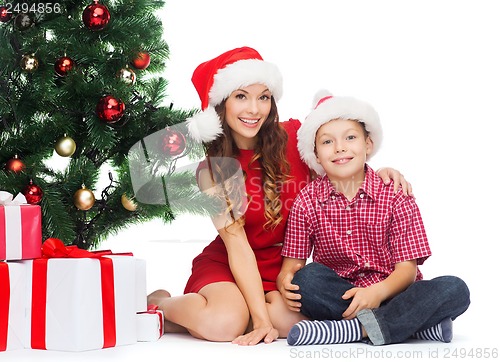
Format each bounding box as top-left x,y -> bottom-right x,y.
332,156 -> 353,165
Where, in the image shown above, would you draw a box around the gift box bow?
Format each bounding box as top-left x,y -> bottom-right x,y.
31,238 -> 133,350
141,304 -> 160,314
40,237 -> 116,259
0,191 -> 27,206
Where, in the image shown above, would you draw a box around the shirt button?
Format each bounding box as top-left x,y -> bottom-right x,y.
345,206 -> 351,211
346,230 -> 352,235
360,194 -> 365,199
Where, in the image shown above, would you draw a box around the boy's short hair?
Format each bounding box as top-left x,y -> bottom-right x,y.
297,90 -> 383,175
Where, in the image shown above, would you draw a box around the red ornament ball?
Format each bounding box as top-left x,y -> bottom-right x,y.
131,52 -> 150,70
54,56 -> 75,76
96,95 -> 125,123
162,129 -> 186,157
0,6 -> 13,22
5,156 -> 26,173
82,0 -> 110,31
22,180 -> 43,205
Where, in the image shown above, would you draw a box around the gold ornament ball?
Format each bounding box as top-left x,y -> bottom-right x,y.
117,67 -> 136,85
20,54 -> 39,72
73,185 -> 95,211
55,135 -> 77,157
121,193 -> 137,211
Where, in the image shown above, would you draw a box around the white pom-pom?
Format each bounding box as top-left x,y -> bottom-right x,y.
186,106 -> 223,143
311,89 -> 334,109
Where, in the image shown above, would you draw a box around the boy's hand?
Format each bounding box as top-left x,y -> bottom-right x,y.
341,286 -> 383,320
277,263 -> 303,312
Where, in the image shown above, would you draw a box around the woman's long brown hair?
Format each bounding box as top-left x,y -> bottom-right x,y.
206,97 -> 290,230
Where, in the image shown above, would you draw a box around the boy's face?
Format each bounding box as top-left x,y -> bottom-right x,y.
315,119 -> 373,181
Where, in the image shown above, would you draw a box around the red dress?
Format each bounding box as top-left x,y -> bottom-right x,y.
184,119 -> 311,293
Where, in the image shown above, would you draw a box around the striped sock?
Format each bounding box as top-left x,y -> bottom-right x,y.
412,318 -> 453,343
287,319 -> 363,346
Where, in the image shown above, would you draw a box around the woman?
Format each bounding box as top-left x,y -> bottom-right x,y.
148,47 -> 409,346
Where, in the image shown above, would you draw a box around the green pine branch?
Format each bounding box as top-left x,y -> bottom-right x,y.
0,0 -> 209,249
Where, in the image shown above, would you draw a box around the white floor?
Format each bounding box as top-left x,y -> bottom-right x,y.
2,215 -> 496,361
4,333 -> 490,362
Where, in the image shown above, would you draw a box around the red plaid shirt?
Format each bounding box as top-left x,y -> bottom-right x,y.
282,165 -> 431,287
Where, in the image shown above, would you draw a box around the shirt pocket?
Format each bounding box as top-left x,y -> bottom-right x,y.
362,215 -> 392,265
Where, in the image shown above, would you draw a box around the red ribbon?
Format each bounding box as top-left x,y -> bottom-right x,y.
0,262 -> 10,351
31,238 -> 120,349
41,237 -> 112,258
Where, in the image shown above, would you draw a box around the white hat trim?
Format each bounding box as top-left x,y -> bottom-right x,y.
186,106 -> 223,143
209,59 -> 283,107
297,90 -> 383,175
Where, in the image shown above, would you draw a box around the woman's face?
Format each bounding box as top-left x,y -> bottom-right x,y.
224,83 -> 272,150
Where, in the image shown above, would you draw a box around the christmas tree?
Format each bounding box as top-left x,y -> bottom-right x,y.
0,0 -> 211,249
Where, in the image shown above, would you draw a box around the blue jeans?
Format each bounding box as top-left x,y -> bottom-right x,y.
292,262 -> 470,345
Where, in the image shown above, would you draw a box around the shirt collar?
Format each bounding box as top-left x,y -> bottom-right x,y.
316,175 -> 337,203
359,164 -> 379,201
316,164 -> 379,203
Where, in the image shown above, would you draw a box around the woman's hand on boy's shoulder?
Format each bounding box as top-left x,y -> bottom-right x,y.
376,167 -> 414,196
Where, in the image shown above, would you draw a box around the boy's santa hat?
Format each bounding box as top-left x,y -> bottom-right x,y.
297,90 -> 383,175
186,46 -> 283,143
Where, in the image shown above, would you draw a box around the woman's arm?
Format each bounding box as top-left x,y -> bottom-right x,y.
219,223 -> 278,345
197,168 -> 277,345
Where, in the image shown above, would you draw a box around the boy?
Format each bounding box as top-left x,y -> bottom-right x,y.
278,90 -> 470,346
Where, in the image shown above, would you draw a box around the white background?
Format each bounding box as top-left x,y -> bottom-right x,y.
6,0 -> 499,360
150,0 -> 498,326
124,0 -> 498,354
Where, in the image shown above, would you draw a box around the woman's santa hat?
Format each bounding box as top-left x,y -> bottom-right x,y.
186,46 -> 283,143
297,90 -> 383,175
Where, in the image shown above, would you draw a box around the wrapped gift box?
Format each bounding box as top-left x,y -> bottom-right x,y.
0,192 -> 42,261
135,258 -> 147,312
1,261 -> 27,351
22,252 -> 146,352
137,305 -> 164,342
